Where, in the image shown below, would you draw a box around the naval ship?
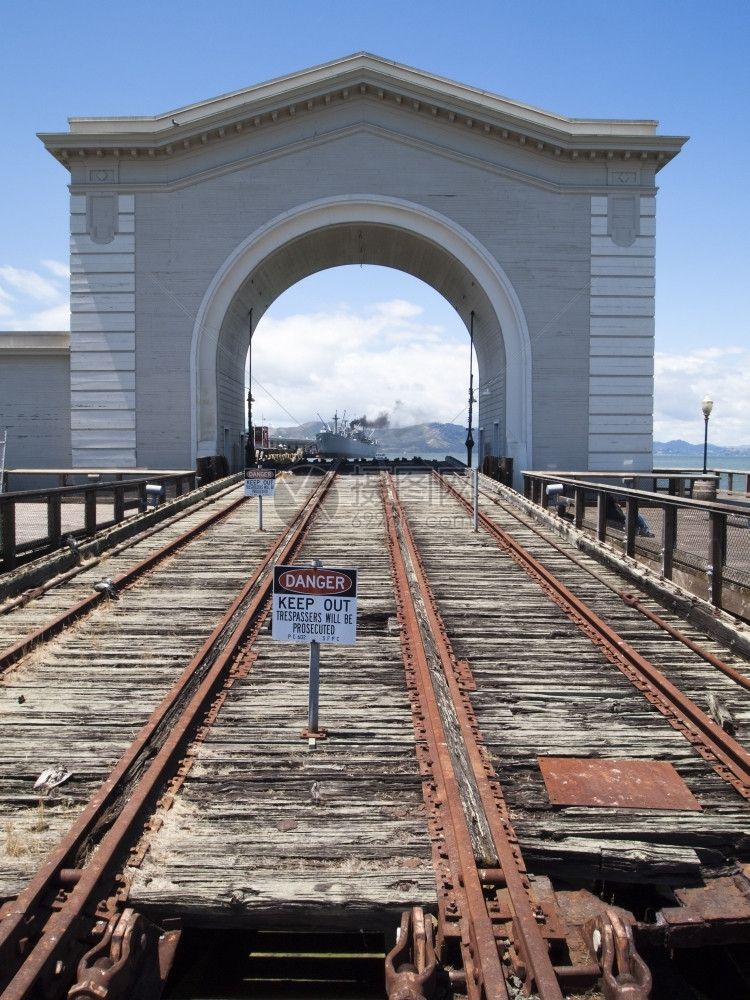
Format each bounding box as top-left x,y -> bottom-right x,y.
315,412 -> 379,459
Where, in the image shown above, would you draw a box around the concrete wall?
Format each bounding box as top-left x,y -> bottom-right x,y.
34,56 -> 685,474
0,333 -> 71,469
123,119 -> 602,471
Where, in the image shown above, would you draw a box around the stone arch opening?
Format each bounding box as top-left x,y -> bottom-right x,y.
192,196 -> 532,475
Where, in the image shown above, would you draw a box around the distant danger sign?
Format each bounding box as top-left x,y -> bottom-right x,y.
272,565 -> 357,644
244,468 -> 276,497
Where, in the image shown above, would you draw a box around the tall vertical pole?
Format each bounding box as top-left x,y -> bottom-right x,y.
257,464 -> 264,531
0,428 -> 6,493
473,466 -> 479,532
307,559 -> 323,744
245,309 -> 255,467
702,414 -> 710,476
308,640 -> 320,733
701,395 -> 713,476
465,310 -> 475,468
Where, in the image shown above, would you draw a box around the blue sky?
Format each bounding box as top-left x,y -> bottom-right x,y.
1,0 -> 748,445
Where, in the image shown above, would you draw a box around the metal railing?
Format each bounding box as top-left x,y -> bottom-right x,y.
0,472 -> 196,572
522,472 -> 750,620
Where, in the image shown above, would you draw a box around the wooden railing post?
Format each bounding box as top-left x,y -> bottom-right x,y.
574,487 -> 584,529
1,501 -> 16,571
48,494 -> 62,550
85,488 -> 97,536
708,510 -> 726,608
661,505 -> 676,580
597,492 -> 607,541
624,498 -> 637,557
114,485 -> 125,523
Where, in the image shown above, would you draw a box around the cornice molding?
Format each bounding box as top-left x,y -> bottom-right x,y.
0,331 -> 70,354
67,122 -> 660,199
39,53 -> 688,171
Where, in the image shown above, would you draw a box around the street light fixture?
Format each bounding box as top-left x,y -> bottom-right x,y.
701,395 -> 713,475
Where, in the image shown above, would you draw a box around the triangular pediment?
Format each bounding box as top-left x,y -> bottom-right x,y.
39,53 -> 686,170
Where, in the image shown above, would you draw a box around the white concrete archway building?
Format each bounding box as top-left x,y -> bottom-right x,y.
39,54 -> 686,474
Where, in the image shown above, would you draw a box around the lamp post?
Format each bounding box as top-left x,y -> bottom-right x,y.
465,311 -> 476,467
245,309 -> 255,466
701,395 -> 713,475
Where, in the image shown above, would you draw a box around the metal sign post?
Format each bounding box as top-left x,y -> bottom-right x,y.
308,639 -> 321,736
473,467 -> 479,532
306,560 -> 323,740
271,560 -> 358,747
244,467 -> 276,530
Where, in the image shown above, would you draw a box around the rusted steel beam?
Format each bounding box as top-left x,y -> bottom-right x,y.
641,873 -> 750,948
381,473 -> 563,1000
0,470 -> 336,1000
435,472 -> 750,801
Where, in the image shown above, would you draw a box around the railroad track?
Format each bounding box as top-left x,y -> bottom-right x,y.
1,468 -> 749,999
433,471 -> 750,798
0,480 -> 247,668
0,468 -> 336,998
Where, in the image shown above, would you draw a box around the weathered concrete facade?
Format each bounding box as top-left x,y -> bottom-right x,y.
35,54 -> 685,474
0,333 -> 71,470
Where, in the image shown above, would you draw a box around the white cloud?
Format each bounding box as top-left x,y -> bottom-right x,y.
654,348 -> 750,446
253,307 -> 750,444
24,303 -> 71,331
41,259 -> 70,279
250,301 -> 469,429
373,298 -> 424,319
0,261 -> 69,331
2,260 -> 746,449
0,265 -> 61,304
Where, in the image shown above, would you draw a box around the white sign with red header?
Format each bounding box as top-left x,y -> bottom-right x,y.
244,468 -> 276,497
272,565 -> 358,644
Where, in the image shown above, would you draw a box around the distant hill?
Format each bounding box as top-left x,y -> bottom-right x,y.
654,440 -> 750,456
268,429 -> 749,458
271,420 -> 467,454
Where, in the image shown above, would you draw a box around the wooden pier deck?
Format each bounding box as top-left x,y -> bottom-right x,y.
127,476 -> 435,930
3,469 -> 750,999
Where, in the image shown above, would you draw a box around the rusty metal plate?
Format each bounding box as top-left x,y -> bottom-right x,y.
538,757 -> 702,810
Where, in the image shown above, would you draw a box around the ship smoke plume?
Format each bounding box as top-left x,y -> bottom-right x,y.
351,413 -> 389,429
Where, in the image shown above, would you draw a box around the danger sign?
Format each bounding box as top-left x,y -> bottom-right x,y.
272,565 -> 357,644
244,468 -> 276,497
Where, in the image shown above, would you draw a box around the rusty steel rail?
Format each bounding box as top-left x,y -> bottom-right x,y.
435,471 -> 750,802
475,474 -> 750,694
381,472 -> 564,1000
0,468 -> 337,1000
0,486 -> 251,675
